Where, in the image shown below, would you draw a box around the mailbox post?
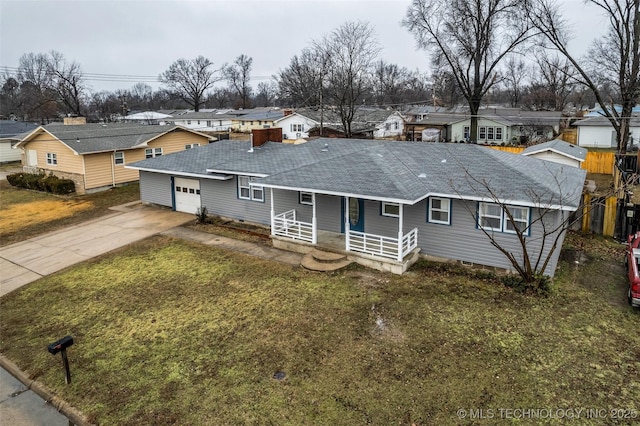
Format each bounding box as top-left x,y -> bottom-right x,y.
47,336 -> 74,384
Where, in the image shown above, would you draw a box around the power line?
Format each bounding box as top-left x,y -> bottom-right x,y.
0,66 -> 276,85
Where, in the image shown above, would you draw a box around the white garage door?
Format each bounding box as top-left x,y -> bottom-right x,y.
175,177 -> 201,214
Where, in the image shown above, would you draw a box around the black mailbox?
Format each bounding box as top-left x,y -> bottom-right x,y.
47,335 -> 74,355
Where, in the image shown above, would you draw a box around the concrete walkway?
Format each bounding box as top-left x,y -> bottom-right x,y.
0,203 -> 194,297
162,227 -> 303,266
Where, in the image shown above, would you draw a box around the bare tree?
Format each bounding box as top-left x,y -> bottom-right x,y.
527,0 -> 640,153
317,21 -> 380,137
206,87 -> 233,108
446,152 -> 593,286
0,75 -> 22,119
254,81 -> 278,107
276,47 -> 327,107
502,57 -> 529,107
371,60 -> 409,105
403,0 -> 535,142
159,56 -> 221,111
47,50 -> 86,116
223,54 -> 253,109
16,52 -> 58,122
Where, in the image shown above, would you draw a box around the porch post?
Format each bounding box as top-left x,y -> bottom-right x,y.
312,192 -> 317,244
270,188 -> 275,236
344,197 -> 350,251
397,203 -> 404,261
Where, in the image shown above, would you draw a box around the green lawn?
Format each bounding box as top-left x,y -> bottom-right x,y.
0,234 -> 638,425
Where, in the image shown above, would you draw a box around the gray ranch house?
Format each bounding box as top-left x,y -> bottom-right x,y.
127,138 -> 585,276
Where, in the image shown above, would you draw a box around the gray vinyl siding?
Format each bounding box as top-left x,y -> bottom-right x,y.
364,200 -> 401,238
409,198 -> 565,276
139,171 -> 172,207
316,195 -> 343,232
200,177 -> 271,225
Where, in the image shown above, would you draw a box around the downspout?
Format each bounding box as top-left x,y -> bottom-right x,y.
111,150 -> 116,187
270,188 -> 275,236
397,204 -> 404,262
344,197 -> 350,252
312,192 -> 317,244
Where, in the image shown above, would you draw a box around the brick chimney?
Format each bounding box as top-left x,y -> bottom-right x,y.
283,109 -> 294,117
63,117 -> 86,125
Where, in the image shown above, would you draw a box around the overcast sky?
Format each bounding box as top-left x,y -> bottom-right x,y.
1,0 -> 606,94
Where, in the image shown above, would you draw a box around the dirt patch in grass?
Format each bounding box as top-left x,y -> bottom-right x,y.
0,182 -> 140,246
1,233 -> 638,425
0,199 -> 94,234
188,215 -> 272,245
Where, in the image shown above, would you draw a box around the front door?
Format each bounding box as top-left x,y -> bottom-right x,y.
341,197 -> 364,233
27,149 -> 37,166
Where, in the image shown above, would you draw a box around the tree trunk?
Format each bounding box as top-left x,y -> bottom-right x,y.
469,97 -> 481,143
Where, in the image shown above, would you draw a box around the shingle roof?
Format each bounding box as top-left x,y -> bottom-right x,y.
0,120 -> 39,139
522,139 -> 587,161
129,139 -> 586,210
19,123 -> 210,154
573,116 -> 640,127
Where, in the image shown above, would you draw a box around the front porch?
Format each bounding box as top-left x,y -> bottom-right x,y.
270,207 -> 421,275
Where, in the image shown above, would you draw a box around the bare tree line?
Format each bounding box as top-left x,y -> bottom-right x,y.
2,0 -> 638,150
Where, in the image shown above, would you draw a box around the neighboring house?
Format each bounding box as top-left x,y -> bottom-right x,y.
231,110 -> 285,133
160,111 -> 234,132
0,120 -> 38,163
522,139 -> 587,168
127,138 -> 585,277
16,123 -> 214,194
274,110 -> 319,140
124,111 -> 172,124
574,116 -> 640,149
275,107 -> 404,141
405,108 -> 562,144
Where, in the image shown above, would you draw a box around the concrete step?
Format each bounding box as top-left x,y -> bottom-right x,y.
301,250 -> 352,272
310,249 -> 348,263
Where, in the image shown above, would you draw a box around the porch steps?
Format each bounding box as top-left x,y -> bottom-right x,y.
301,249 -> 352,272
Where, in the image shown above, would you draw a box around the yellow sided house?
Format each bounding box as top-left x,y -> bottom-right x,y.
16,123 -> 214,194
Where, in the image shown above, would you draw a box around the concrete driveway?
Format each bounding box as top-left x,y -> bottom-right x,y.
0,203 -> 193,297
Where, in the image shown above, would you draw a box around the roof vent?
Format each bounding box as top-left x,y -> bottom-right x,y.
321,143 -> 329,152
418,173 -> 427,178
441,159 -> 447,163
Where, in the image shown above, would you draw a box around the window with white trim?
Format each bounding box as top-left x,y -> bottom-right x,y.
145,147 -> 162,158
114,152 -> 124,165
496,127 -> 503,140
479,126 -> 486,139
291,123 -> 303,132
478,203 -> 503,231
505,206 -> 530,234
487,127 -> 495,140
185,143 -> 200,149
46,152 -> 57,165
381,202 -> 400,218
428,197 -> 451,225
238,176 -> 263,201
478,202 -> 530,235
299,192 -> 313,205
463,126 -> 470,140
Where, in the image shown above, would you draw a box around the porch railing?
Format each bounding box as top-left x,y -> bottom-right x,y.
23,166 -> 40,174
272,209 -> 313,243
349,228 -> 418,260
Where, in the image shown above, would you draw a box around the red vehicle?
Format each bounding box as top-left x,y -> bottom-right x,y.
625,232 -> 640,308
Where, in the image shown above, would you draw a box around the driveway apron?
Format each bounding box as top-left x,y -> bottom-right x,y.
0,205 -> 193,297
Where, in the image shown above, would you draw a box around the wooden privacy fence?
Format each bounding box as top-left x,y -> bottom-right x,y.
489,146 -> 616,175
578,195 -> 617,237
582,152 -> 615,175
